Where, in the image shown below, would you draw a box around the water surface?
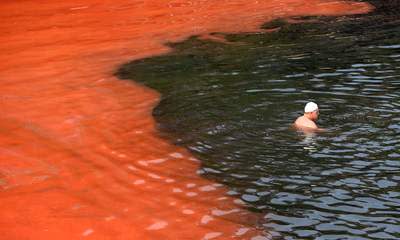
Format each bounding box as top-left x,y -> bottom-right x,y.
118,5 -> 400,239
2,0 -> 374,239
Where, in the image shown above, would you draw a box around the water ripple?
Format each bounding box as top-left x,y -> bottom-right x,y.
117,6 -> 400,239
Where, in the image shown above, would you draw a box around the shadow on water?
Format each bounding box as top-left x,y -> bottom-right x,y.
117,3 -> 400,239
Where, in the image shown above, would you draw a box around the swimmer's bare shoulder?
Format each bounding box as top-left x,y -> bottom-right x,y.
292,124 -> 326,133
294,116 -> 318,129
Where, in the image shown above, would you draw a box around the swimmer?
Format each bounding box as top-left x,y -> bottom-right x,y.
294,102 -> 320,130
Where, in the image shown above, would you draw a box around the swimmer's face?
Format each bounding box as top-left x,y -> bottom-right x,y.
311,109 -> 319,121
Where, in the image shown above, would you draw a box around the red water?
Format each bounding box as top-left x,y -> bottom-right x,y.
0,0 -> 372,239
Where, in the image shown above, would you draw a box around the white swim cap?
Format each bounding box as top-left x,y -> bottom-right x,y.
304,102 -> 318,113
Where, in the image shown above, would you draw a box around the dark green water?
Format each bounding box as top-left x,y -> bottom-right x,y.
117,4 -> 400,239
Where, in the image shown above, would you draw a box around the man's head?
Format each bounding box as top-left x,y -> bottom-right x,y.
304,102 -> 319,121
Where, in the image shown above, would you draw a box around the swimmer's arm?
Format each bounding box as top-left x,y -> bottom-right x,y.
316,127 -> 327,132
